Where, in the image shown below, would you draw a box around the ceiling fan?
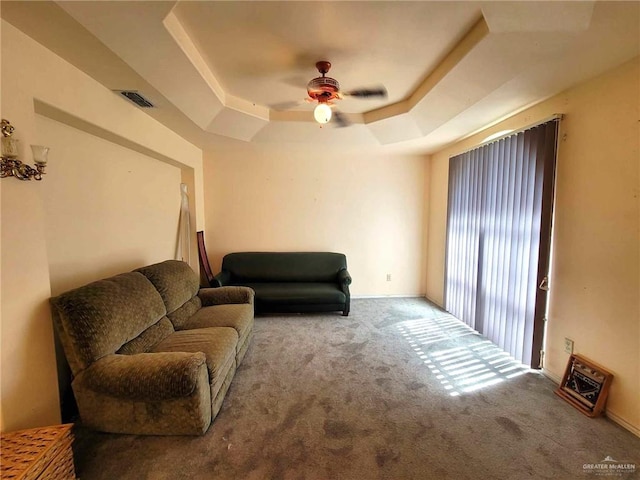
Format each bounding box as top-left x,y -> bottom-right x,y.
295,61 -> 388,126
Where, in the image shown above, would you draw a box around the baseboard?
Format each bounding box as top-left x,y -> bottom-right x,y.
351,294 -> 426,299
606,411 -> 640,438
542,368 -> 640,438
424,295 -> 445,308
541,368 -> 562,384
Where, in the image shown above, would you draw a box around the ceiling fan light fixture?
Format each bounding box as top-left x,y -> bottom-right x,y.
314,103 -> 332,124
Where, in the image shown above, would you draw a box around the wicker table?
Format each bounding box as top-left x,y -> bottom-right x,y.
0,424 -> 76,480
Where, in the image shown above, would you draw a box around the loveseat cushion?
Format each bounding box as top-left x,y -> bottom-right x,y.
245,282 -> 347,305
117,317 -> 175,355
183,304 -> 254,353
151,327 -> 238,387
51,272 -> 167,374
136,260 -> 200,317
167,296 -> 202,330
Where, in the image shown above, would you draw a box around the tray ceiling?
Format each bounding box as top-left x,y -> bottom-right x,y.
2,1 -> 639,152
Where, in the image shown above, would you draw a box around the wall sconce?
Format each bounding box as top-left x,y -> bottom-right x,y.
1,119 -> 49,181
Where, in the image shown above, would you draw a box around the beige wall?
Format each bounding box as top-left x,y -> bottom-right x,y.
38,116 -> 181,296
0,180 -> 59,432
0,21 -> 204,432
425,57 -> 640,433
203,143 -> 427,296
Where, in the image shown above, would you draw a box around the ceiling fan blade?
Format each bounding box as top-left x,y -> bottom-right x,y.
343,86 -> 388,99
269,100 -> 306,111
333,110 -> 351,128
281,75 -> 309,89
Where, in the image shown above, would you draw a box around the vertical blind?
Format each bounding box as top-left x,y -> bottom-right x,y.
445,120 -> 558,366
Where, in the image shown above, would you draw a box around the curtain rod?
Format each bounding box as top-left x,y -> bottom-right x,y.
453,113 -> 564,157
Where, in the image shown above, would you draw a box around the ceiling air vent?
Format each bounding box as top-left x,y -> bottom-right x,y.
115,90 -> 155,108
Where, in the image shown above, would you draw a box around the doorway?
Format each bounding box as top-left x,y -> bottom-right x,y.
444,119 -> 559,367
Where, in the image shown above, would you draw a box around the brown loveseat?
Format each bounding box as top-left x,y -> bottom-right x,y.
50,260 -> 254,436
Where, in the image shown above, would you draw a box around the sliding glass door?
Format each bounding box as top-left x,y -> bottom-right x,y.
444,119 -> 559,367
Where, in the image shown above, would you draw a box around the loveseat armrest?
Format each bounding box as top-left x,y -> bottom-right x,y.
83,352 -> 208,401
212,270 -> 231,287
338,268 -> 352,317
198,286 -> 255,306
338,268 -> 352,286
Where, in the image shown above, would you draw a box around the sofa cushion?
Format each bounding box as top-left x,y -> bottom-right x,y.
50,272 -> 167,374
135,260 -> 200,315
244,282 -> 346,305
151,327 -> 238,385
183,304 -> 254,353
222,252 -> 347,283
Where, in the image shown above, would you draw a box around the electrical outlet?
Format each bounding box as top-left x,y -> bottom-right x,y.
386,274 -> 392,282
564,338 -> 574,354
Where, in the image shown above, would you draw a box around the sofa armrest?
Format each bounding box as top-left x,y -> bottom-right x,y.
83,352 -> 208,401
198,286 -> 255,306
338,268 -> 352,286
212,270 -> 231,287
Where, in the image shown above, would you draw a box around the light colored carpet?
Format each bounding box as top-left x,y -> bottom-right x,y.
73,298 -> 639,479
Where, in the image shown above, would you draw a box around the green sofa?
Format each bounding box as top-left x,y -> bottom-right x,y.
50,260 -> 254,436
214,252 -> 352,316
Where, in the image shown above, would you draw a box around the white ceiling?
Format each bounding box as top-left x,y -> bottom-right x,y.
2,1 -> 639,153
173,1 -> 481,111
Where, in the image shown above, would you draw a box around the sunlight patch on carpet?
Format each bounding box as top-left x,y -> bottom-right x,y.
397,316 -> 530,396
